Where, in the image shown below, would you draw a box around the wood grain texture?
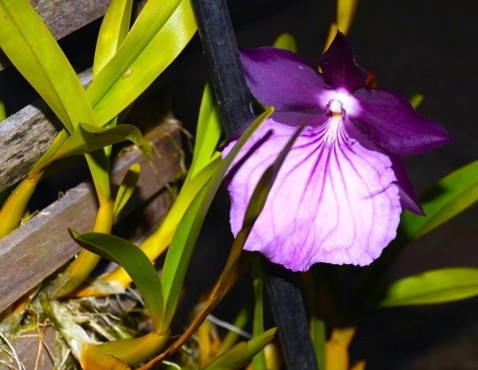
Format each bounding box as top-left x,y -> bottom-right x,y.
0,70 -> 92,193
0,0 -> 109,71
0,122 -> 184,314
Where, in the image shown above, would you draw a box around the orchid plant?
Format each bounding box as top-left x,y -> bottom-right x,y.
0,0 -> 478,369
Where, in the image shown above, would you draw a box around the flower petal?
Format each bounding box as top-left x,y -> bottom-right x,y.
344,119 -> 423,215
240,47 -> 326,111
352,88 -> 450,156
223,118 -> 401,271
319,31 -> 368,92
272,109 -> 326,126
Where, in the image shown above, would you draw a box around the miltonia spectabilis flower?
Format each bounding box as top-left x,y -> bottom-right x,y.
222,32 -> 450,271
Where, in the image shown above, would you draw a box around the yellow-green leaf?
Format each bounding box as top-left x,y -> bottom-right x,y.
87,0 -> 197,125
160,108 -> 273,332
0,0 -> 95,132
47,122 -> 152,164
380,267 -> 478,307
189,82 -> 223,179
93,0 -> 133,77
251,260 -> 266,370
70,230 -> 164,331
202,328 -> 277,370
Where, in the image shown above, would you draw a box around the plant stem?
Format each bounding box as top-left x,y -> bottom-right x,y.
49,197 -> 113,298
50,148 -> 114,298
0,171 -> 42,238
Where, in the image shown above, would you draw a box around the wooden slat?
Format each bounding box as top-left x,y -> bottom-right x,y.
0,71 -> 92,193
0,121 -> 184,314
0,0 -> 110,71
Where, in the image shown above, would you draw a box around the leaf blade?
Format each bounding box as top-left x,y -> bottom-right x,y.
87,0 -> 197,125
0,0 -> 95,132
189,82 -> 223,179
202,328 -> 277,370
93,0 -> 133,77
160,108 -> 274,330
70,230 -> 164,330
400,160 -> 478,240
48,123 -> 152,163
380,267 -> 478,307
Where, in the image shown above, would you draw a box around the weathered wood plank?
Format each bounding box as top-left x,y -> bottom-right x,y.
0,71 -> 92,193
0,121 -> 184,314
0,0 -> 110,71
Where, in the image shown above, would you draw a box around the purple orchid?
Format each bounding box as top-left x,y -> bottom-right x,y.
222,31 -> 449,271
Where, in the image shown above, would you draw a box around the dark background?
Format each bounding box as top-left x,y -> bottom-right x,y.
1,0 -> 477,368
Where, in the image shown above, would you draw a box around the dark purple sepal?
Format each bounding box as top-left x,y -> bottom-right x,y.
352,88 -> 450,156
390,156 -> 424,215
319,31 -> 368,92
271,109 -> 325,126
240,47 -> 326,111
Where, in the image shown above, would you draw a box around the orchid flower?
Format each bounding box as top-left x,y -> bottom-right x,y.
222,31 -> 449,271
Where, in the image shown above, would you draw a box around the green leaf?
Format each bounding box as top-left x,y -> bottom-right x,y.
409,94 -> 424,109
160,108 -> 274,331
400,160 -> 478,240
380,267 -> 478,307
251,260 -> 266,370
273,32 -> 297,52
69,230 -> 164,331
47,122 -> 152,164
188,82 -> 223,179
93,0 -> 133,77
202,328 -> 277,370
0,0 -> 96,132
87,0 -> 197,125
113,163 -> 141,220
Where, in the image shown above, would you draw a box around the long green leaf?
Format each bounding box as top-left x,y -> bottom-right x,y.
380,267 -> 478,307
47,122 -> 152,164
93,0 -> 133,77
400,160 -> 478,240
87,0 -> 196,125
251,260 -> 266,370
160,108 -> 274,331
0,0 -> 95,132
189,82 -> 223,179
202,328 -> 277,370
69,230 -> 164,331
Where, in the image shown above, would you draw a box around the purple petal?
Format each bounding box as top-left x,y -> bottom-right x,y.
344,118 -> 424,214
352,88 -> 450,156
272,109 -> 327,126
319,31 -> 368,92
223,118 -> 401,271
240,47 -> 326,111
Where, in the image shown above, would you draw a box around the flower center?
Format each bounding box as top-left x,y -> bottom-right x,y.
328,99 -> 343,114
324,99 -> 344,144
